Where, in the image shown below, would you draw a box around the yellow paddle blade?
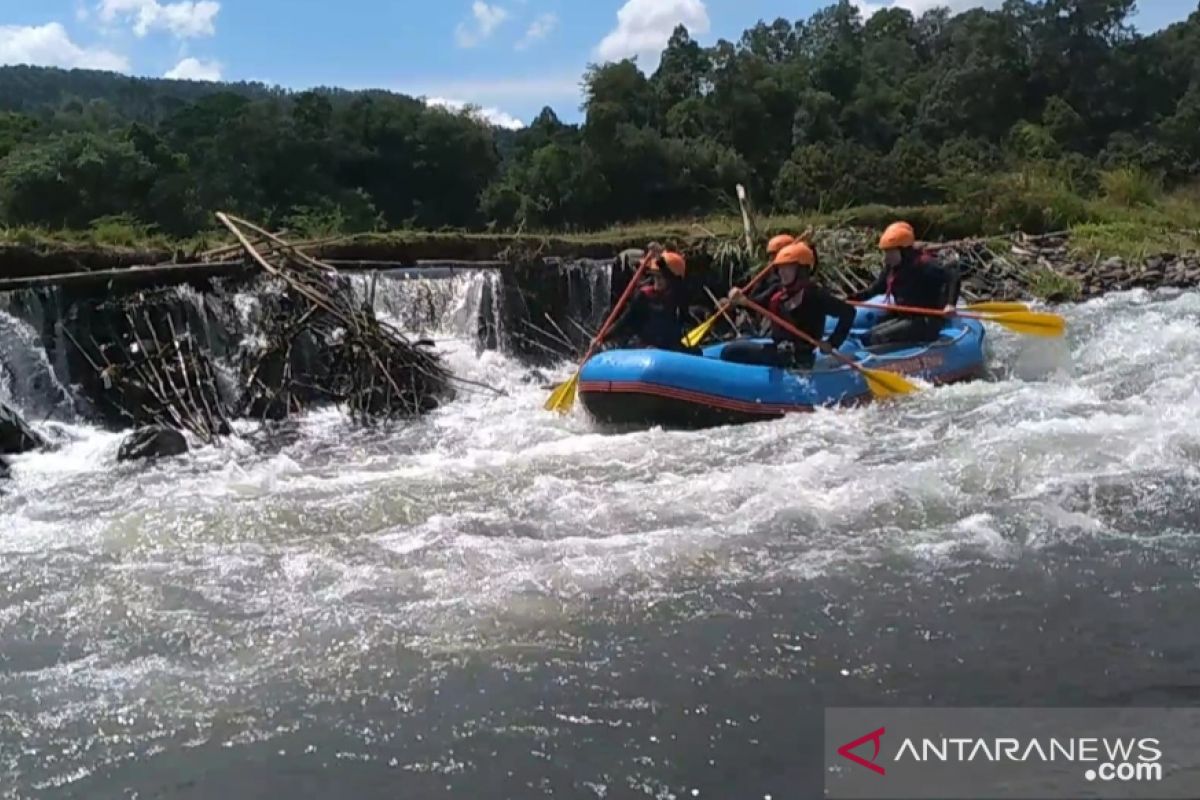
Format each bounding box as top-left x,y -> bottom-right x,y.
981,310 -> 1066,338
861,366 -> 921,398
966,301 -> 1030,313
683,313 -> 721,348
543,371 -> 580,413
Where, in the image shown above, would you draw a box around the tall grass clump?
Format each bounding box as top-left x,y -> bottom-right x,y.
1099,167 -> 1163,208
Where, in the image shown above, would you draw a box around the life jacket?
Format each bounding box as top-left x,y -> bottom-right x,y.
766,276 -> 819,343
633,284 -> 684,349
768,276 -> 813,316
639,283 -> 668,305
884,249 -> 942,308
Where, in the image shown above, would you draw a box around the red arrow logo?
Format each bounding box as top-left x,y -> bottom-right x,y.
837,727 -> 887,776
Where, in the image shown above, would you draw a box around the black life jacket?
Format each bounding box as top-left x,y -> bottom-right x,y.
633,284 -> 685,349
883,250 -> 946,309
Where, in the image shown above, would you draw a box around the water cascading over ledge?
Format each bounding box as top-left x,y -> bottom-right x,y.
0,243 -> 621,464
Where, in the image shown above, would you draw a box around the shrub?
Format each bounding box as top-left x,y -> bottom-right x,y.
1028,266 -> 1081,302
88,214 -> 154,247
1099,167 -> 1162,208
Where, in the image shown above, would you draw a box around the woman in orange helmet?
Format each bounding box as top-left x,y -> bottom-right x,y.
720,241 -> 855,369
851,222 -> 960,346
732,232 -> 799,329
608,250 -> 693,352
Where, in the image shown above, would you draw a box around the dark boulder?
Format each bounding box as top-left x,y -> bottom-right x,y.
0,455 -> 9,480
0,402 -> 46,454
117,426 -> 189,462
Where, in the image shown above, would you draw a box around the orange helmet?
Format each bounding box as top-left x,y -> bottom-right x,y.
767,234 -> 795,256
879,222 -> 916,250
771,242 -> 816,268
649,251 -> 686,278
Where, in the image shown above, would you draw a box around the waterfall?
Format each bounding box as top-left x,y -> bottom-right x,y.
347,269 -> 504,345
0,295 -> 73,420
0,260 -> 614,426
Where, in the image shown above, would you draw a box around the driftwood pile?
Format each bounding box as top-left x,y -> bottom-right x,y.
217,213 -> 455,424
50,214 -> 457,452
62,287 -> 231,443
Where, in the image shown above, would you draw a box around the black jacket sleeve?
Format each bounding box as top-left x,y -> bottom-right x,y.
818,288 -> 857,349
850,267 -> 888,301
939,260 -> 961,308
664,271 -> 689,319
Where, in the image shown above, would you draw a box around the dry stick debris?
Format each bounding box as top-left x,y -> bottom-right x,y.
62,291 -> 232,444
218,212 -> 506,422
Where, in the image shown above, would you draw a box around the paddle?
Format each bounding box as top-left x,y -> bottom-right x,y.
682,225 -> 817,348
544,252 -> 654,413
850,301 -> 1066,338
683,264 -> 774,348
964,301 -> 1031,313
738,298 -> 920,399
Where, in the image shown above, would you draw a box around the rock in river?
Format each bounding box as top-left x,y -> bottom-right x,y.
0,402 -> 46,454
117,426 -> 189,462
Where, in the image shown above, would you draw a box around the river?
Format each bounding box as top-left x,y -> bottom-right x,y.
2,278 -> 1199,799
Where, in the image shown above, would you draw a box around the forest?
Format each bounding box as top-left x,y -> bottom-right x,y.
0,0 -> 1198,241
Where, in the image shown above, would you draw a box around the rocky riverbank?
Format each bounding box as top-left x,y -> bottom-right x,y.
7,224 -> 1197,306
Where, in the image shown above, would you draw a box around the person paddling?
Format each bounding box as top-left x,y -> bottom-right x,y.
608,251 -> 692,352
721,242 -> 855,369
730,233 -> 799,334
851,222 -> 961,346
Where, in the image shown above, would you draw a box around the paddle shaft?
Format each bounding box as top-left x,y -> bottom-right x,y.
710,262 -> 776,318
724,225 -> 811,303
740,298 -> 863,374
703,285 -> 741,336
582,253 -> 654,363
850,300 -> 960,319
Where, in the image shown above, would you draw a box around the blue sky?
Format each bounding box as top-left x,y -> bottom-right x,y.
0,0 -> 1194,127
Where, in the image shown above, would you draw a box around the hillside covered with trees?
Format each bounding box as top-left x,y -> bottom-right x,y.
1,0 -> 1198,240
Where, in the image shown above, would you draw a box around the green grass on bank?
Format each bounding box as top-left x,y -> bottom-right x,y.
3,170 -> 1199,265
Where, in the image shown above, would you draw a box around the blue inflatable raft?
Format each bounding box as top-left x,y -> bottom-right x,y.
578,299 -> 987,428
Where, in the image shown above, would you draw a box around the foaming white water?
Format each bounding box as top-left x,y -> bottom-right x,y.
3,287 -> 1200,791
0,307 -> 72,416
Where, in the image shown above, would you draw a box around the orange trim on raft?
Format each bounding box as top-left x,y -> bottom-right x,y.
578,365 -> 985,416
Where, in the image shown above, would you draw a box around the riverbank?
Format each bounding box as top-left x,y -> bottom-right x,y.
2,189 -> 1199,301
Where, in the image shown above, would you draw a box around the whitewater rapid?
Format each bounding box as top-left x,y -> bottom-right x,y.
2,278 -> 1199,797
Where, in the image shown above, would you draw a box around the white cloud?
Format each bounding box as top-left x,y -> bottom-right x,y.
165,56 -> 222,81
455,2 -> 509,48
850,0 -> 887,15
97,0 -> 220,39
425,96 -> 525,129
0,23 -> 130,71
515,12 -> 558,50
853,0 -> 998,17
595,0 -> 710,65
404,75 -> 580,102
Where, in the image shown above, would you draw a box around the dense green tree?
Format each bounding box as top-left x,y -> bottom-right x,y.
0,1 -> 1198,237
1,132 -> 155,227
